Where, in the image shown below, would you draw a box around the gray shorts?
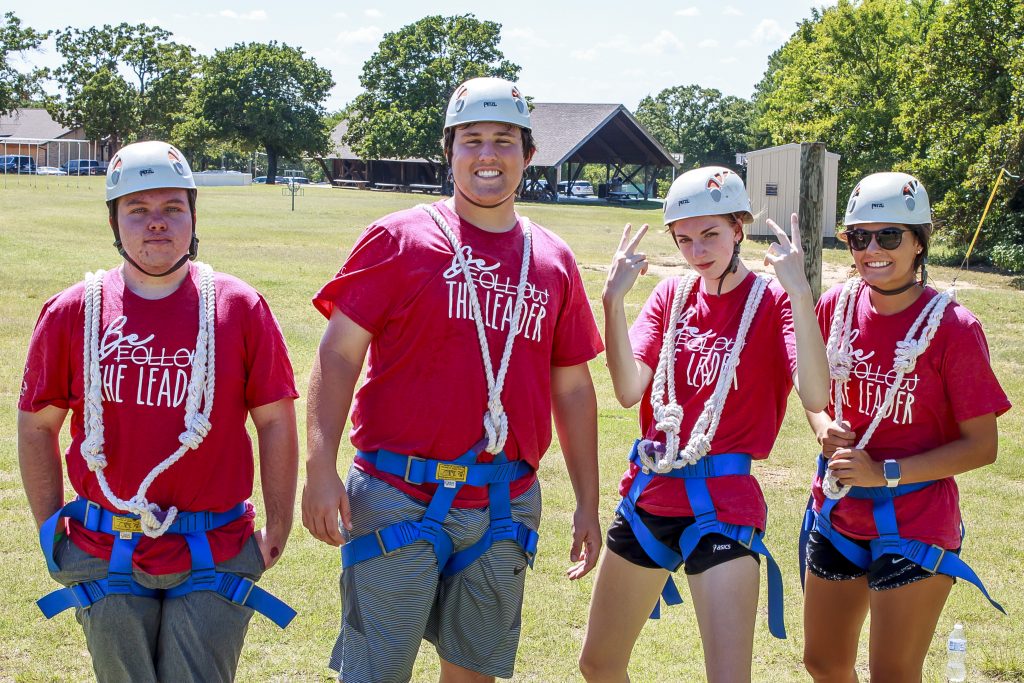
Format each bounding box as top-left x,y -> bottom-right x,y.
330,466 -> 542,683
48,533 -> 265,683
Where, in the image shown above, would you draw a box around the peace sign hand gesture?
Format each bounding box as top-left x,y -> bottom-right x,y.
763,213 -> 812,299
603,223 -> 649,303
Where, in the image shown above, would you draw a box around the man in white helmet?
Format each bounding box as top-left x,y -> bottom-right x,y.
18,140 -> 300,682
304,76 -> 604,682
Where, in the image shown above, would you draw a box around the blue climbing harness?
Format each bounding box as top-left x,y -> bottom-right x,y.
36,498 -> 296,628
798,454 -> 1004,613
341,439 -> 539,577
616,439 -> 787,638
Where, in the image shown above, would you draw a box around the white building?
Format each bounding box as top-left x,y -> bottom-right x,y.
745,143 -> 841,241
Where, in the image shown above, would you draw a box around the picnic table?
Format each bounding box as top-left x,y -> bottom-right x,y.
409,183 -> 443,194
373,182 -> 405,191
332,179 -> 369,189
607,190 -> 641,204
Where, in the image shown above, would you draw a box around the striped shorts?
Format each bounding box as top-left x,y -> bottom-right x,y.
329,465 -> 542,683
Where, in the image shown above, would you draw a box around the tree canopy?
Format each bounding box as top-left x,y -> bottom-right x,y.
753,0 -> 1024,268
343,14 -> 520,172
0,12 -> 47,116
635,84 -> 761,169
48,23 -> 197,147
190,41 -> 334,182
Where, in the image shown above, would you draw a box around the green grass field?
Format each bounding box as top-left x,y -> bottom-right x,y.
1,176 -> 1021,682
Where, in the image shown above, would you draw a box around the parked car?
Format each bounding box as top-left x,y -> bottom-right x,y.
60,159 -> 105,175
35,166 -> 68,175
0,155 -> 37,173
253,175 -> 291,184
557,180 -> 595,197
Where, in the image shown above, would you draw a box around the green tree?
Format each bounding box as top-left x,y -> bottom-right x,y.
899,0 -> 1024,265
49,23 -> 197,148
754,0 -> 940,191
0,12 -> 48,115
343,14 -> 520,177
190,41 -> 334,182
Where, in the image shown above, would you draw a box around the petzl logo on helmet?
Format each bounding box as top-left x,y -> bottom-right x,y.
871,202 -> 885,209
706,171 -> 731,202
139,168 -> 155,176
168,149 -> 186,177
483,100 -> 498,108
678,199 -> 690,205
902,180 -> 919,211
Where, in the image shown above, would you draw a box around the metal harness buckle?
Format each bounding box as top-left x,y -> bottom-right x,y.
922,546 -> 946,574
403,456 -> 425,484
375,529 -> 400,557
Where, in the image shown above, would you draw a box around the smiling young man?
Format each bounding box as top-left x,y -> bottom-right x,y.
303,77 -> 604,683
18,141 -> 299,682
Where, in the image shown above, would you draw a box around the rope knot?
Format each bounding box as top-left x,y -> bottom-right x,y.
893,339 -> 925,374
682,434 -> 712,464
654,403 -> 683,436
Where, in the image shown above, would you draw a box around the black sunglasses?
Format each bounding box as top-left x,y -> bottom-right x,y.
839,227 -> 910,251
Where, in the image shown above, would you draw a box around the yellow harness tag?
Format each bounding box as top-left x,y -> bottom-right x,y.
435,463 -> 468,483
112,516 -> 142,534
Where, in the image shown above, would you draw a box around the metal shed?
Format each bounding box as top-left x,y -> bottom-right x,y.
745,143 -> 841,240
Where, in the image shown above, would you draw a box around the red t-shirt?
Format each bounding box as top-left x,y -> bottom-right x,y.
811,284 -> 1011,548
618,272 -> 798,530
20,264 -> 298,574
313,201 -> 603,507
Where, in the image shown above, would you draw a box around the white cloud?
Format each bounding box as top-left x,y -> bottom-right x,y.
336,26 -> 383,45
218,9 -> 267,21
723,5 -> 743,16
573,31 -> 682,61
698,39 -> 720,48
676,7 -> 700,16
649,30 -> 684,55
504,27 -> 549,48
751,19 -> 788,44
364,8 -> 383,18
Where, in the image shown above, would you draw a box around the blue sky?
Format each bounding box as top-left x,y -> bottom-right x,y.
13,1 -> 830,111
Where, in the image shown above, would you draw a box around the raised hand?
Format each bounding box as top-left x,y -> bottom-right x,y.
763,213 -> 811,299
603,223 -> 649,303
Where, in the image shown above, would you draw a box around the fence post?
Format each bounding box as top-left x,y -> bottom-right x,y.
799,142 -> 824,302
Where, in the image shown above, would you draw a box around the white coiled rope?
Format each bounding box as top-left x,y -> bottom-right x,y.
822,277 -> 953,498
80,263 -> 217,536
642,272 -> 770,472
420,204 -> 532,455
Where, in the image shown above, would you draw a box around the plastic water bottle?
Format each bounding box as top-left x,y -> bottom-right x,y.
946,622 -> 967,682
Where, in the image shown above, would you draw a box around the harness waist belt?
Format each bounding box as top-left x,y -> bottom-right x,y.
36,498 -> 296,628
617,440 -> 786,639
342,442 -> 539,578
799,454 -> 1004,614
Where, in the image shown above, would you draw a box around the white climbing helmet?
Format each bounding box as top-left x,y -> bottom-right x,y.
663,166 -> 753,225
844,172 -> 931,226
444,77 -> 531,131
106,140 -> 196,202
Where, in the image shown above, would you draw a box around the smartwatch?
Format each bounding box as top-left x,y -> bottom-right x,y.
883,459 -> 902,488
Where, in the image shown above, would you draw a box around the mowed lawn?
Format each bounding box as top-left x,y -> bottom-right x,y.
1,176 -> 1021,682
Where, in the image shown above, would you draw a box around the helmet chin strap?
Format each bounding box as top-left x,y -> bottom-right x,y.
866,278 -> 919,296
714,242 -> 742,296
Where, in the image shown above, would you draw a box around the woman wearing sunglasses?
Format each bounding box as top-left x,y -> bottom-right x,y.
579,167 -> 828,683
802,172 -> 1010,681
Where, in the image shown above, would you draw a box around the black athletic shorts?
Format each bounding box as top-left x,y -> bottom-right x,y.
606,507 -> 760,574
805,530 -> 959,590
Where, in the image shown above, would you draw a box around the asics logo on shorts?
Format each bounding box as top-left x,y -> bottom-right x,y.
712,543 -> 732,553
